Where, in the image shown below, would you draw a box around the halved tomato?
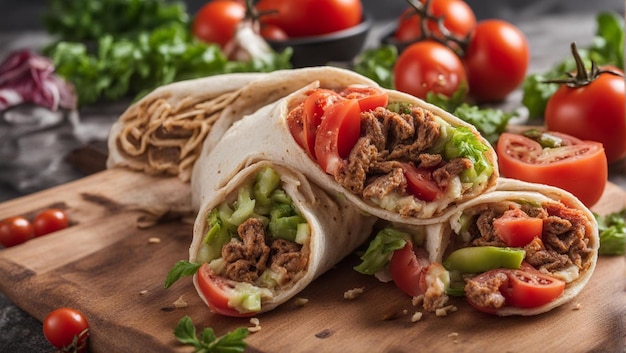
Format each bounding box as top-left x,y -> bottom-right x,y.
402,163 -> 442,202
196,263 -> 254,317
492,208 -> 543,247
314,98 -> 362,174
496,132 -> 607,207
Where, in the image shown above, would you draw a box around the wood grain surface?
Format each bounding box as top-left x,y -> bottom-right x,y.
0,168 -> 624,353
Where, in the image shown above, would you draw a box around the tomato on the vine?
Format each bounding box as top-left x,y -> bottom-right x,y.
395,0 -> 476,43
192,0 -> 246,48
394,40 -> 467,100
0,216 -> 33,247
464,19 -> 529,102
43,307 -> 89,353
545,64 -> 626,164
496,131 -> 607,207
256,0 -> 362,38
33,208 -> 69,237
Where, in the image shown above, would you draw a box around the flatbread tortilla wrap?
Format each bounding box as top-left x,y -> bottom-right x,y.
193,79 -> 498,224
189,159 -> 377,316
435,178 -> 599,316
107,73 -> 264,181
108,66 -> 378,183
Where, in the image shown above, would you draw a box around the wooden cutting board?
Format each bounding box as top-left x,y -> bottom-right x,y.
0,168 -> 624,353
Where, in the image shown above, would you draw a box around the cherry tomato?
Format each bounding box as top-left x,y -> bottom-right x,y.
33,208 -> 69,237
389,242 -> 430,297
314,99 -> 362,174
196,263 -> 254,317
0,216 -> 34,247
402,163 -> 442,202
545,66 -> 626,163
464,20 -> 529,102
492,208 -> 543,247
192,0 -> 246,48
340,85 -> 389,112
394,40 -> 467,100
395,0 -> 476,43
43,307 -> 89,353
496,132 -> 607,207
466,263 -> 565,313
256,0 -> 362,38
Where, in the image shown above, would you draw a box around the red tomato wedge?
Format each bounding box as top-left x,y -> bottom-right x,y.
389,242 -> 430,297
503,264 -> 566,309
402,163 -> 442,202
196,263 -> 255,317
340,85 -> 389,112
466,263 -> 565,312
314,99 -> 362,174
301,89 -> 343,157
492,208 -> 543,247
496,132 -> 607,207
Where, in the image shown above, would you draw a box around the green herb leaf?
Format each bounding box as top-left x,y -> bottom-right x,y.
174,316 -> 249,353
594,210 -> 626,256
164,260 -> 201,289
353,45 -> 398,89
451,103 -> 513,146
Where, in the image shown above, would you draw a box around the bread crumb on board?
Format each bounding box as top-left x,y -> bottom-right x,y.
139,290 -> 148,295
173,295 -> 188,308
435,305 -> 457,317
573,302 -> 582,310
411,312 -> 423,322
343,287 -> 365,300
148,237 -> 161,244
448,332 -> 460,343
294,297 -> 309,306
248,317 -> 261,333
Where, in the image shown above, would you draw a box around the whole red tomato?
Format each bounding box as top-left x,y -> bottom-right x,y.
394,40 -> 467,100
256,0 -> 362,38
545,65 -> 626,163
33,208 -> 69,237
0,216 -> 33,247
395,0 -> 476,43
464,20 -> 529,102
192,0 -> 246,48
43,307 -> 89,353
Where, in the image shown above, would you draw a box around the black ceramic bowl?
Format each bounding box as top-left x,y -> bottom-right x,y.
266,15 -> 373,68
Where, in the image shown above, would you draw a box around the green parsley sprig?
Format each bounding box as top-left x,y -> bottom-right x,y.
174,316 -> 249,353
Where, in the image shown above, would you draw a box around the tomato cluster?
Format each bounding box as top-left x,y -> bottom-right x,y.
0,208 -> 69,248
392,0 -> 529,103
192,0 -> 364,47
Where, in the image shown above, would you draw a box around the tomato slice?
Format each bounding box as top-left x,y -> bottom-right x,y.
496,132 -> 607,207
301,89 -> 343,158
466,263 -> 565,312
389,242 -> 430,297
340,85 -> 389,112
314,98 -> 361,174
196,263 -> 254,317
402,163 -> 442,202
492,208 -> 543,247
503,263 -> 566,308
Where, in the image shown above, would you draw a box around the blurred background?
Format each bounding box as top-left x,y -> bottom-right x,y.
0,0 -> 624,30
